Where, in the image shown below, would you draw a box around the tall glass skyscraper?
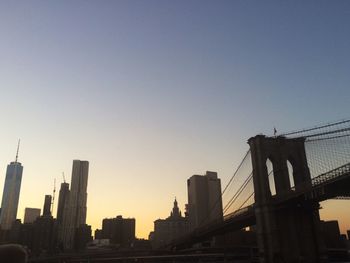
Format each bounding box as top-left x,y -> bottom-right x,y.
0,142 -> 23,230
61,160 -> 89,249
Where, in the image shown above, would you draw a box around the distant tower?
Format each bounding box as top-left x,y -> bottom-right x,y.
0,140 -> 24,230
151,198 -> 189,248
62,160 -> 89,249
43,195 -> 52,216
56,181 -> 69,225
187,171 -> 223,230
170,197 -> 181,218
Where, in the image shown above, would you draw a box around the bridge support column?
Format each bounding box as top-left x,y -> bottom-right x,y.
248,135 -> 327,263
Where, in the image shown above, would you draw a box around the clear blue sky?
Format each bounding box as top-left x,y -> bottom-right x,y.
0,1 -> 349,237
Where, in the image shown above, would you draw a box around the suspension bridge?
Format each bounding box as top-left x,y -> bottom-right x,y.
170,119 -> 350,262
27,120 -> 350,263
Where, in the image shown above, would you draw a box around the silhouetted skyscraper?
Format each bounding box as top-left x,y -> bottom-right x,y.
187,171 -> 223,230
43,195 -> 52,216
0,141 -> 23,230
61,160 -> 89,249
56,182 -> 69,225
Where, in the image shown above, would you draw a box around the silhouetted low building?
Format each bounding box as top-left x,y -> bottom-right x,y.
148,231 -> 154,242
9,219 -> 22,243
133,238 -> 151,250
74,224 -> 92,250
101,215 -> 135,247
94,229 -> 103,240
320,220 -> 347,248
151,198 -> 189,248
31,215 -> 58,256
0,228 -> 11,243
18,223 -> 34,248
24,208 -> 41,224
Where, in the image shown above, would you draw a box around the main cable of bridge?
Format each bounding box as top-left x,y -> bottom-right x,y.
223,172 -> 252,214
223,169 -> 275,216
303,120 -> 350,180
221,149 -> 251,196
278,118 -> 350,138
198,149 -> 252,227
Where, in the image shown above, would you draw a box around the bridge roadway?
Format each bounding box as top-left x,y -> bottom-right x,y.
27,248 -> 350,263
170,163 -> 350,249
28,248 -> 258,263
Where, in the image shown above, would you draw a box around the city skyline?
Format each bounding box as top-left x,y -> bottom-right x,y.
0,134 -> 349,239
0,1 -> 349,239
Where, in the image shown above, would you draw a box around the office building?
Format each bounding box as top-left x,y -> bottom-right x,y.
320,220 -> 347,248
94,229 -> 103,240
74,224 -> 92,250
0,142 -> 23,230
56,182 -> 69,225
61,160 -> 89,249
187,171 -> 223,230
43,195 -> 52,216
24,208 -> 41,224
151,198 -> 189,248
31,215 -> 58,256
101,215 -> 135,247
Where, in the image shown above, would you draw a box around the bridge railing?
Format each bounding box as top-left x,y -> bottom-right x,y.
311,162 -> 350,186
223,204 -> 254,221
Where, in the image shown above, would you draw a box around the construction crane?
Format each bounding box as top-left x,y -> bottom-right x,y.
51,178 -> 56,215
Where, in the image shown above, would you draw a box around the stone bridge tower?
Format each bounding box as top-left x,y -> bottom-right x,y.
248,135 -> 326,263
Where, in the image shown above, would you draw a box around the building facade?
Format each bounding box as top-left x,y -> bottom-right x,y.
56,182 -> 69,225
43,195 -> 52,216
74,224 -> 92,250
187,171 -> 223,230
61,160 -> 89,249
24,208 -> 41,224
151,198 -> 189,248
0,159 -> 23,230
100,215 -> 135,247
31,215 -> 58,256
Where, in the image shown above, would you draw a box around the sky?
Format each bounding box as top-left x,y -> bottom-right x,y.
0,1 -> 349,238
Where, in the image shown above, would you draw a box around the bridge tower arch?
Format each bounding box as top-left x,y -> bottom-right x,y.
248,135 -> 326,263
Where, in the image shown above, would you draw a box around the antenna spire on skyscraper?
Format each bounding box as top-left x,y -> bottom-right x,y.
15,139 -> 20,162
